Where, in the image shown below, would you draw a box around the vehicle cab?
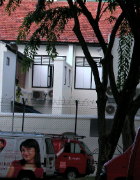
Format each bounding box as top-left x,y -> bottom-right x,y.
50,133 -> 95,179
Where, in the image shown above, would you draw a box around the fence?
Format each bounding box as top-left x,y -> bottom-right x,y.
0,97 -> 140,171
0,97 -> 98,115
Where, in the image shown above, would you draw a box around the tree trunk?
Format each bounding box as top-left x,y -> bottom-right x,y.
96,90 -> 109,179
107,94 -> 132,159
122,94 -> 140,151
122,115 -> 135,151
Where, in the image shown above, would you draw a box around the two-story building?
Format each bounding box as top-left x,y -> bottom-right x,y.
0,1 -> 120,116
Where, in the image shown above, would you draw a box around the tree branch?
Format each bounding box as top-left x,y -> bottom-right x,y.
36,0 -> 46,10
67,0 -> 102,88
106,12 -> 125,104
96,0 -> 102,22
76,0 -> 107,54
116,0 -> 136,35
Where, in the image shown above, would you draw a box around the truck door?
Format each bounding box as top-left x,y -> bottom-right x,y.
44,138 -> 55,175
58,142 -> 86,174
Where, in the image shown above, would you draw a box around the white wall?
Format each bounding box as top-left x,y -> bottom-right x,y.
0,112 -> 140,169
12,43 -> 104,115
18,44 -> 71,114
75,45 -> 103,57
0,113 -> 99,152
0,42 -> 4,112
2,52 -> 16,99
0,42 -> 17,112
52,57 -> 72,114
70,45 -> 103,115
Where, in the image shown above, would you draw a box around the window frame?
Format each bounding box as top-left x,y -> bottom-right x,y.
74,56 -> 102,90
32,55 -> 54,88
64,142 -> 82,154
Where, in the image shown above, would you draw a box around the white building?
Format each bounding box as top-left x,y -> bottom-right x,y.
0,1 -> 121,116
0,1 -> 140,160
0,42 -> 17,112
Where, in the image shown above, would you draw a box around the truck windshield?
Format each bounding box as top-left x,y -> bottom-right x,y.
80,141 -> 92,155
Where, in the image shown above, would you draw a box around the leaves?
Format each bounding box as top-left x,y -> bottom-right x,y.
117,30 -> 133,91
5,0 -> 22,15
17,5 -> 75,70
107,1 -> 118,13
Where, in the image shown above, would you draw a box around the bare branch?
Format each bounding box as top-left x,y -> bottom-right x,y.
96,0 -> 102,21
96,0 -> 106,22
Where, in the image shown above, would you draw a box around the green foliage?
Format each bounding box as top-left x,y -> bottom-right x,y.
5,0 -> 22,15
107,1 -> 118,13
117,19 -> 133,91
1,0 -> 82,71
17,5 -> 76,70
95,0 -> 118,13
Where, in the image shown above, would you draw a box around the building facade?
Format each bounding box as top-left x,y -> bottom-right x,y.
0,1 -> 122,116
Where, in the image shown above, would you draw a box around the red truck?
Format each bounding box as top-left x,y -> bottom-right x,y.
49,133 -> 95,180
100,127 -> 140,180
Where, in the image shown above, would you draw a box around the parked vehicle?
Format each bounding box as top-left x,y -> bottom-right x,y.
49,133 -> 95,180
100,127 -> 140,180
0,131 -> 55,180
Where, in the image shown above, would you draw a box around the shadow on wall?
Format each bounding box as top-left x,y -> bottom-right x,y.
11,101 -> 41,113
90,117 -> 113,137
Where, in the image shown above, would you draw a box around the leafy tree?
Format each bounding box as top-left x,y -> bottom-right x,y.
1,0 -> 140,178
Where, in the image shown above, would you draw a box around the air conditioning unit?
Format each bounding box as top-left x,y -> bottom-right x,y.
32,91 -> 45,100
105,103 -> 116,116
106,86 -> 113,98
48,90 -> 53,99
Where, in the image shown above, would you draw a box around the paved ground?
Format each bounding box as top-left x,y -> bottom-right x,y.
47,175 -> 94,180
46,176 -> 64,180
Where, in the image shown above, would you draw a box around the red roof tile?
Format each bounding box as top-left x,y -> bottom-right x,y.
0,0 -> 121,43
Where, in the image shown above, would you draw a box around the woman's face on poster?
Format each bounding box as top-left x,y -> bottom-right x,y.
21,146 -> 36,163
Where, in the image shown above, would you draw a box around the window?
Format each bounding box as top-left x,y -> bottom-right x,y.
75,57 -> 102,89
68,69 -> 71,87
64,143 -> 81,153
32,56 -> 54,88
6,57 -> 10,66
45,138 -> 54,154
64,66 -> 67,85
70,143 -> 81,153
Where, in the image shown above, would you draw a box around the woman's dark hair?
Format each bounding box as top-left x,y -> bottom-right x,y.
0,138 -> 6,151
0,139 -> 5,145
20,139 -> 41,168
